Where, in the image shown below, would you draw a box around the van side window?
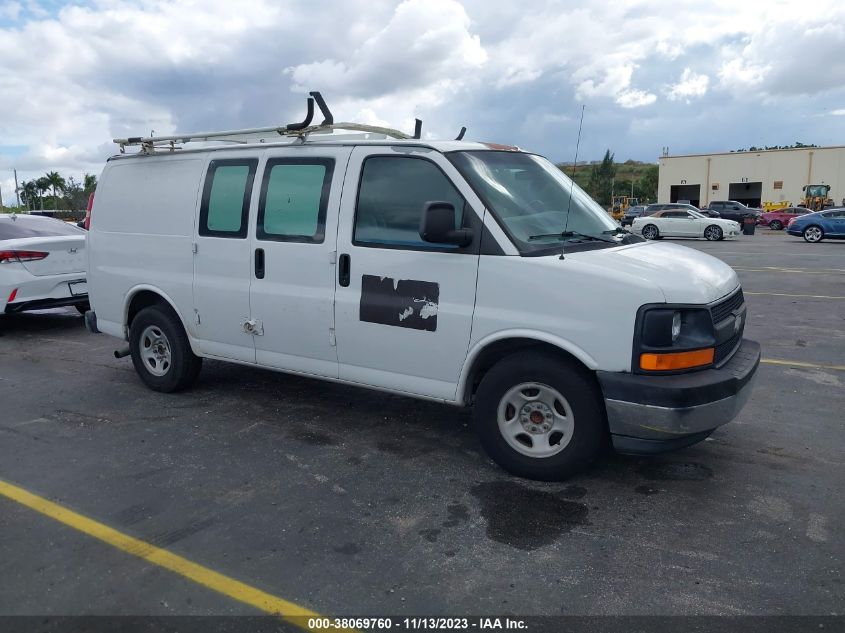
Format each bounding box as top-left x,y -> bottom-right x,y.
257,159 -> 334,243
354,156 -> 465,249
200,159 -> 258,238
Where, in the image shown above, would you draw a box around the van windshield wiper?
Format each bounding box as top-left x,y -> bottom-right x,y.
527,230 -> 616,243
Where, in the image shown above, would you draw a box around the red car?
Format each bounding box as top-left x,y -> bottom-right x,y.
759,207 -> 809,230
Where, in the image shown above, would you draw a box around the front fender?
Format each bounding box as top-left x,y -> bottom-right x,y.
456,329 -> 598,403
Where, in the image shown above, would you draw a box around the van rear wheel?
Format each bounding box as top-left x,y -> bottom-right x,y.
472,351 -> 605,481
129,305 -> 202,392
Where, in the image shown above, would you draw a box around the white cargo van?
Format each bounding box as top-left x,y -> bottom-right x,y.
86,93 -> 759,480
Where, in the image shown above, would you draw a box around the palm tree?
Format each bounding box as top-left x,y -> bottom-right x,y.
83,173 -> 97,194
20,181 -> 38,210
44,171 -> 66,210
35,177 -> 50,210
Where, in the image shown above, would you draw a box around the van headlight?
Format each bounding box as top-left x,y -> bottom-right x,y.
635,307 -> 716,372
671,311 -> 682,341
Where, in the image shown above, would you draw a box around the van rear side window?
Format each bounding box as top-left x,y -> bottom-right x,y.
199,159 -> 258,238
257,158 -> 334,243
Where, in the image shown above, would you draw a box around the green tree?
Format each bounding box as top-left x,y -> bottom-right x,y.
637,165 -> 659,202
83,173 -> 97,194
63,176 -> 86,209
588,149 -> 616,206
44,171 -> 66,210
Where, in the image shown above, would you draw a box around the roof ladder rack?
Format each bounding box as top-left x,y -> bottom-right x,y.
112,91 -> 431,154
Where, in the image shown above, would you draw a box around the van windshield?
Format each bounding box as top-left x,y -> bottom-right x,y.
448,151 -> 623,254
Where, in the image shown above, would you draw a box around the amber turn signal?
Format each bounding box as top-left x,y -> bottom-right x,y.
640,348 -> 715,371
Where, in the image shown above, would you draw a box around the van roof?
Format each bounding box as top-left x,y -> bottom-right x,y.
108,137 -> 513,162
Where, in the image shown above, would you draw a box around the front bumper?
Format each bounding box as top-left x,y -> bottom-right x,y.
597,339 -> 760,454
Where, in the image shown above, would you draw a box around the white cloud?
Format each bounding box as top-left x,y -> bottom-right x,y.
616,89 -> 657,109
0,1 -> 21,21
286,0 -> 487,104
667,68 -> 710,102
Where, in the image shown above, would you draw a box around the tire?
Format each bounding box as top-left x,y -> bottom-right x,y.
803,225 -> 824,243
704,225 -> 723,241
129,305 -> 202,392
641,224 -> 659,240
75,303 -> 90,315
769,220 -> 783,230
472,351 -> 606,481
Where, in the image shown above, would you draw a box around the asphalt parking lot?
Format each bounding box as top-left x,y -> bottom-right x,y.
1,231 -> 843,619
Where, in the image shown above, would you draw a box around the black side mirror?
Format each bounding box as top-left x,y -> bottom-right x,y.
419,201 -> 473,247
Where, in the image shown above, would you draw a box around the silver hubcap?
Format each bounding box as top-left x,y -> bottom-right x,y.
139,325 -> 172,377
497,382 -> 575,458
643,226 -> 657,239
806,227 -> 821,242
705,227 -> 720,240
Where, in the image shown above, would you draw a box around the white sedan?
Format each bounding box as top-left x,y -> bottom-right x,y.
631,208 -> 741,241
1,214 -> 88,314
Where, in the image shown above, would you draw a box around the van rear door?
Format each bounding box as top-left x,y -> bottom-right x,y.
248,147 -> 352,377
193,157 -> 259,362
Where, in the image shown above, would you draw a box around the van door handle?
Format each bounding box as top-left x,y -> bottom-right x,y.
338,253 -> 350,287
255,248 -> 265,279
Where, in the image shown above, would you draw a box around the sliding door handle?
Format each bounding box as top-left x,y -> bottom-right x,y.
255,248 -> 265,279
338,253 -> 350,287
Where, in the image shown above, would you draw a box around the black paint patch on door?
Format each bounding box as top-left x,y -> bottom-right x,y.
360,275 -> 439,332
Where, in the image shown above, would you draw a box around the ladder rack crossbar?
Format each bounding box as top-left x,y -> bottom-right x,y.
113,122 -> 412,153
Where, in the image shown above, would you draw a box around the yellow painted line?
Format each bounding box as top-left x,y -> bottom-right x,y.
761,359 -> 845,372
0,479 -> 330,630
745,291 -> 845,299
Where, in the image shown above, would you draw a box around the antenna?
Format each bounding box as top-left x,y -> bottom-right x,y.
561,104 -> 586,260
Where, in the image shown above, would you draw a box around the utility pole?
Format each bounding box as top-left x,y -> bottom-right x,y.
14,169 -> 20,207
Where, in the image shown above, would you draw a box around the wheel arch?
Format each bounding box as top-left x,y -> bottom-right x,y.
123,286 -> 196,351
457,331 -> 598,405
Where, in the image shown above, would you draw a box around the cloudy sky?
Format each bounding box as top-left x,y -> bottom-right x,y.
2,0 -> 845,204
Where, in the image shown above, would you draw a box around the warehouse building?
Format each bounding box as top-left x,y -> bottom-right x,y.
657,145 -> 845,208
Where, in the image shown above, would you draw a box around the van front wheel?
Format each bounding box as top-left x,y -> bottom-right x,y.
129,305 -> 202,392
472,351 -> 605,481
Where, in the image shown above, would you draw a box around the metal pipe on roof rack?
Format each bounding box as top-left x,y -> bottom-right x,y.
286,97 -> 314,131
309,91 -> 333,125
113,125 -> 290,146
